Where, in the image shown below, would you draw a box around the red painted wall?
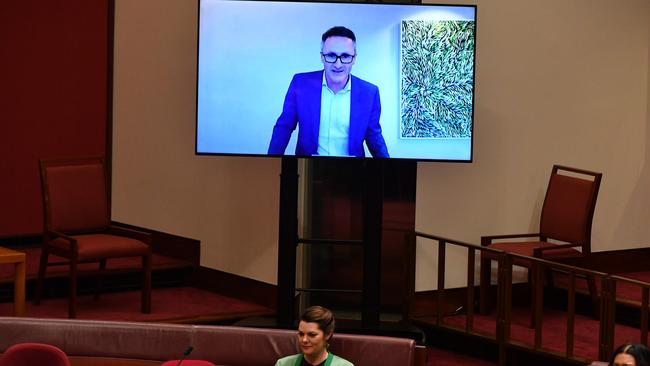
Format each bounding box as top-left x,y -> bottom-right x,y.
0,0 -> 109,237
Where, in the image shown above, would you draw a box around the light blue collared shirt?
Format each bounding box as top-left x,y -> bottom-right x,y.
317,73 -> 352,156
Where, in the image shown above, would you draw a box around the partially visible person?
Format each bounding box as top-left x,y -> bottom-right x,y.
275,306 -> 353,366
611,343 -> 650,366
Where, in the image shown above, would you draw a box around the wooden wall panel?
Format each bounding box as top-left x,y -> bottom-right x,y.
0,0 -> 110,237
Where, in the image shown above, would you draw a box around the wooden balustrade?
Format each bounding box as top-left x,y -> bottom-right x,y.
410,230 -> 646,365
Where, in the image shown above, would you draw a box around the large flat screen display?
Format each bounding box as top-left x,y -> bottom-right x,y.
196,0 -> 476,161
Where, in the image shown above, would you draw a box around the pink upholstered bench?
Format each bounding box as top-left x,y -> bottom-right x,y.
0,317 -> 426,366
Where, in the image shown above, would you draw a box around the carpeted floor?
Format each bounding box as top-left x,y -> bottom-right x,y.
553,270 -> 650,304
435,306 -> 642,362
0,286 -> 273,323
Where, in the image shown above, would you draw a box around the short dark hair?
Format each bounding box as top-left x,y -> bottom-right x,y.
611,343 -> 650,366
300,306 -> 335,338
321,26 -> 356,43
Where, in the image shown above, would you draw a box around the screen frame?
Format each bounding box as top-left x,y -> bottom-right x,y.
195,0 -> 477,163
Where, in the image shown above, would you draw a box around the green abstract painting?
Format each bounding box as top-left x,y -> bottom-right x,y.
400,20 -> 475,138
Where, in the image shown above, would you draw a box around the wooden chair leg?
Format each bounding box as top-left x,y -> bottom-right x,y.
94,259 -> 107,301
34,247 -> 49,306
69,257 -> 78,319
480,256 -> 492,315
141,254 -> 152,314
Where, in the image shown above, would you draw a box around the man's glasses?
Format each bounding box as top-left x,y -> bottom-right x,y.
321,53 -> 355,64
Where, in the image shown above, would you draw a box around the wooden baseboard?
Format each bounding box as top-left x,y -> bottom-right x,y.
111,221 -> 200,266
0,235 -> 41,247
111,223 -> 276,309
193,266 -> 277,310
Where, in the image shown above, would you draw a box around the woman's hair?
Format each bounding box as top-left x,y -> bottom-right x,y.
300,306 -> 335,337
611,343 -> 650,366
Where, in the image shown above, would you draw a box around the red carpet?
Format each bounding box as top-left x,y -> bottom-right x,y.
438,306 -> 642,361
553,270 -> 650,304
0,287 -> 273,322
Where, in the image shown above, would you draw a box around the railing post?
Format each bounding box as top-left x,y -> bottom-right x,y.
599,276 -> 615,361
466,247 -> 475,332
496,254 -> 512,366
566,271 -> 576,358
642,287 -> 649,345
276,157 -> 299,328
533,261 -> 544,349
404,231 -> 417,321
436,240 -> 446,326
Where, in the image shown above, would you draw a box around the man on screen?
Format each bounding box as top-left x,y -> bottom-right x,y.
268,26 -> 389,158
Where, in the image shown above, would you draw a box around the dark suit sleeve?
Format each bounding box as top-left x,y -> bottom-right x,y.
365,87 -> 389,158
268,76 -> 298,155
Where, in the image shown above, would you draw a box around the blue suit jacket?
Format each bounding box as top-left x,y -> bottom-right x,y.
268,70 -> 389,158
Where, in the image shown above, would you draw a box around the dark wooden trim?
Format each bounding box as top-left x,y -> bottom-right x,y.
110,221 -> 200,266
193,266 -> 277,310
642,288 -> 649,344
0,235 -> 41,248
276,157 -> 299,327
405,232 -> 417,320
436,240 -> 446,326
362,159 -> 383,328
106,0 -> 114,207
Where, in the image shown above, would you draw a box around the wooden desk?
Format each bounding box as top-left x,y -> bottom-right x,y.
0,247 -> 26,316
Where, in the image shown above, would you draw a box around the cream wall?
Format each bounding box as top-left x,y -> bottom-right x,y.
111,0 -> 280,283
111,0 -> 650,289
416,0 -> 650,289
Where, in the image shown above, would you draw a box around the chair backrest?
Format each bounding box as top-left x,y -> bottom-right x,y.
0,343 -> 71,366
40,157 -> 110,233
539,165 -> 602,254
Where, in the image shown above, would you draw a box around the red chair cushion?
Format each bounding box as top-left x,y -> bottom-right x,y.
51,234 -> 149,261
0,343 -> 70,366
484,241 -> 582,266
161,361 -> 216,366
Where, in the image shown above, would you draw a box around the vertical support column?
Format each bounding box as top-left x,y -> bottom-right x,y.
404,231 -> 417,321
598,276 -> 616,361
436,240 -> 446,326
277,157 -> 299,328
362,159 -> 383,329
496,254 -> 512,366
466,247 -> 475,332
